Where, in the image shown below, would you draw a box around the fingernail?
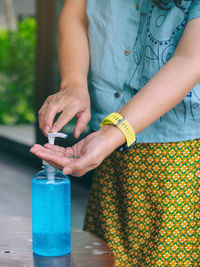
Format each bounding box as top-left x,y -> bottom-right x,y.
64,167 -> 72,174
50,127 -> 56,133
30,146 -> 35,152
76,130 -> 80,138
45,126 -> 50,133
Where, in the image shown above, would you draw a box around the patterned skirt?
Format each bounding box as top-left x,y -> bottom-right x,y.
84,139 -> 200,266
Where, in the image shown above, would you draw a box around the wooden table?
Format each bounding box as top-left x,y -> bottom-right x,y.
0,215 -> 115,267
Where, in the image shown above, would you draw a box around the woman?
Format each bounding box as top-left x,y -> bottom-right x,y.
31,0 -> 200,265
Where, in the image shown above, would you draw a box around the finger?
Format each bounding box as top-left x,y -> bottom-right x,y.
74,110 -> 91,138
30,145 -> 60,159
63,154 -> 90,175
64,147 -> 77,158
44,144 -> 77,159
44,159 -> 63,170
30,144 -> 45,153
30,144 -> 56,157
38,104 -> 53,134
38,106 -> 49,135
42,105 -> 60,134
32,149 -> 72,167
30,145 -> 73,166
70,168 -> 90,177
64,165 -> 92,177
44,143 -> 65,153
30,145 -> 71,169
43,147 -> 64,157
50,104 -> 80,133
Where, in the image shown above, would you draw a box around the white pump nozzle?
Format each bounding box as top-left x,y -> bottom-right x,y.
48,132 -> 68,145
43,132 -> 68,181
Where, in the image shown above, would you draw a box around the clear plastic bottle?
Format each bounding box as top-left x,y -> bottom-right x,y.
32,165 -> 71,256
32,132 -> 71,256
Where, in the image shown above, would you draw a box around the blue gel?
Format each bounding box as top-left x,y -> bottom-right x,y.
32,169 -> 71,256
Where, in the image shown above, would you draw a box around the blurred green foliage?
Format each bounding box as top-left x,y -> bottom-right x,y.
0,17 -> 36,124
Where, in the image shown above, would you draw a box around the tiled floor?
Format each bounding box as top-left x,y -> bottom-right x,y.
0,149 -> 90,229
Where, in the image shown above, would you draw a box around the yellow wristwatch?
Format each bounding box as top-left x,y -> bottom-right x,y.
100,112 -> 136,151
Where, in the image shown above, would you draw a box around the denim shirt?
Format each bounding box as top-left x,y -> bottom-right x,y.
86,0 -> 200,143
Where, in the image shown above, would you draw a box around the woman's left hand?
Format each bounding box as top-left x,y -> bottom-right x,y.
30,126 -> 125,177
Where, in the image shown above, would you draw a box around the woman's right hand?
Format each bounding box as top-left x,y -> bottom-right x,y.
38,84 -> 91,138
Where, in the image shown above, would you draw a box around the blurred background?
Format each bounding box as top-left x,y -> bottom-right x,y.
0,0 -> 91,229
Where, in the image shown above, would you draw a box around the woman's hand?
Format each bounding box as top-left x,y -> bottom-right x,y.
38,84 -> 91,138
30,125 -> 125,177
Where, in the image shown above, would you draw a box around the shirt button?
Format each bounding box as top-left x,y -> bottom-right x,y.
124,49 -> 130,56
136,2 -> 140,9
114,92 -> 120,98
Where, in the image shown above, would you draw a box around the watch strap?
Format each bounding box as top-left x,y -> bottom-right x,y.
100,112 -> 136,147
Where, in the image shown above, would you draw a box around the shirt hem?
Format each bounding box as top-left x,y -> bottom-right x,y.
135,135 -> 200,144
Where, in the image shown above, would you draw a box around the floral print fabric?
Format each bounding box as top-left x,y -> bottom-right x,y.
84,139 -> 200,266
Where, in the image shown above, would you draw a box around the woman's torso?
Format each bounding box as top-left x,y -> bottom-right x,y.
87,0 -> 200,143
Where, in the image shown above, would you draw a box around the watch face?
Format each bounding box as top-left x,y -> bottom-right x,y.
116,140 -> 137,152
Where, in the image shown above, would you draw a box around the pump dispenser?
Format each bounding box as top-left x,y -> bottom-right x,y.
43,133 -> 67,181
32,132 -> 71,256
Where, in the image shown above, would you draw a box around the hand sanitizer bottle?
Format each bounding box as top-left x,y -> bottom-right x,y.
32,133 -> 71,256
